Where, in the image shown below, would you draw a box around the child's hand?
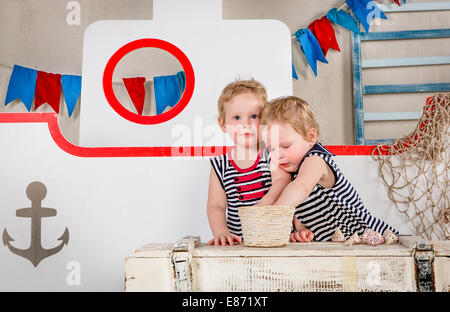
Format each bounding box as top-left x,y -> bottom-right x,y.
291,216 -> 314,242
290,229 -> 314,242
207,232 -> 242,246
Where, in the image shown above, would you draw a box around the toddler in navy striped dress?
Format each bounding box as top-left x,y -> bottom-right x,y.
206,80 -> 291,246
260,96 -> 399,242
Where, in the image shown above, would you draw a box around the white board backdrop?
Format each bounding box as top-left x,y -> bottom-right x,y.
79,0 -> 292,147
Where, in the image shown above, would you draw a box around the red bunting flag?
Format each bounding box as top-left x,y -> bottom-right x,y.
123,77 -> 146,115
393,0 -> 401,6
308,16 -> 340,57
34,71 -> 62,114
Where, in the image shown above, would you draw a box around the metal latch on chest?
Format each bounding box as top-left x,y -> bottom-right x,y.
413,242 -> 435,292
170,235 -> 200,292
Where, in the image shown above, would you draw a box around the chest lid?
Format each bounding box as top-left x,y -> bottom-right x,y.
132,235 -> 449,258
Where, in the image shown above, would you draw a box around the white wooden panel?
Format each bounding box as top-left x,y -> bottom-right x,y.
125,257 -> 175,291
125,236 -> 450,292
192,242 -> 411,257
190,256 -> 415,292
362,56 -> 450,68
378,2 -> 450,12
364,111 -> 420,121
434,257 -> 450,292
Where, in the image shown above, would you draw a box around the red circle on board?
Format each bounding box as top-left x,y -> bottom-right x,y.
103,38 -> 195,125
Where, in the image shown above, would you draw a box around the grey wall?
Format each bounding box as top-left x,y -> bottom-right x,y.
0,0 -> 449,145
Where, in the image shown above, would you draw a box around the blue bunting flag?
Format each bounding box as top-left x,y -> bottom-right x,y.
61,75 -> 81,117
346,0 -> 387,33
153,74 -> 181,115
292,62 -> 298,80
326,8 -> 361,34
4,65 -> 38,111
294,29 -> 328,76
177,71 -> 186,94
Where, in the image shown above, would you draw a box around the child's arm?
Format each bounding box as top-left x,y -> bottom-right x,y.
274,155 -> 335,242
255,165 -> 291,206
206,168 -> 242,246
274,155 -> 333,206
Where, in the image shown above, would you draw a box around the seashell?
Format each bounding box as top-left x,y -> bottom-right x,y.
361,228 -> 374,244
362,228 -> 384,246
383,229 -> 399,245
332,228 -> 345,242
344,232 -> 362,246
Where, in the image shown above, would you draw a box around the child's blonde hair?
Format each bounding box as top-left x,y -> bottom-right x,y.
217,79 -> 267,120
261,96 -> 320,139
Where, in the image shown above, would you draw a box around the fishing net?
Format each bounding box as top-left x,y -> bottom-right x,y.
372,93 -> 449,240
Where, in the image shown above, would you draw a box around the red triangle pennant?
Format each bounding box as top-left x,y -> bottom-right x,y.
34,71 -> 62,114
393,0 -> 401,6
308,16 -> 340,57
123,77 -> 146,115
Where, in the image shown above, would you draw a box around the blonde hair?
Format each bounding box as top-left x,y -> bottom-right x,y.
261,96 -> 320,138
217,79 -> 267,120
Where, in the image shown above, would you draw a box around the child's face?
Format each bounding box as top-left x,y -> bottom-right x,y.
262,122 -> 317,173
219,92 -> 264,149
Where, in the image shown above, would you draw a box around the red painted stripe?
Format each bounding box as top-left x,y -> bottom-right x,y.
0,113 -> 390,157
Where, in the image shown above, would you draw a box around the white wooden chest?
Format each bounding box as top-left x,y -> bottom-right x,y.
125,236 -> 449,292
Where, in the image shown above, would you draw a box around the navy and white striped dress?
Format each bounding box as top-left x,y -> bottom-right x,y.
210,148 -> 272,237
292,143 -> 399,241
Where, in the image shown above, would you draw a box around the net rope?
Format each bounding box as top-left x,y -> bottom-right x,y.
371,93 -> 449,240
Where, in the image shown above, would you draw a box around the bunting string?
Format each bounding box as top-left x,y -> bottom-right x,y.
1,59 -> 186,117
291,0 -> 401,77
0,63 -> 13,69
2,64 -> 81,116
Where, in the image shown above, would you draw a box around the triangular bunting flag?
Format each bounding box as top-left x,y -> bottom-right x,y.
123,77 -> 146,115
308,16 -> 340,57
177,71 -> 186,94
346,0 -> 387,33
34,71 -> 62,114
326,8 -> 361,34
4,65 -> 38,111
393,0 -> 401,6
61,74 -> 81,117
292,62 -> 298,80
153,74 -> 181,115
294,28 -> 328,76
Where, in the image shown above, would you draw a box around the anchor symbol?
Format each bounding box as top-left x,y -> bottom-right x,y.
2,181 -> 69,267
